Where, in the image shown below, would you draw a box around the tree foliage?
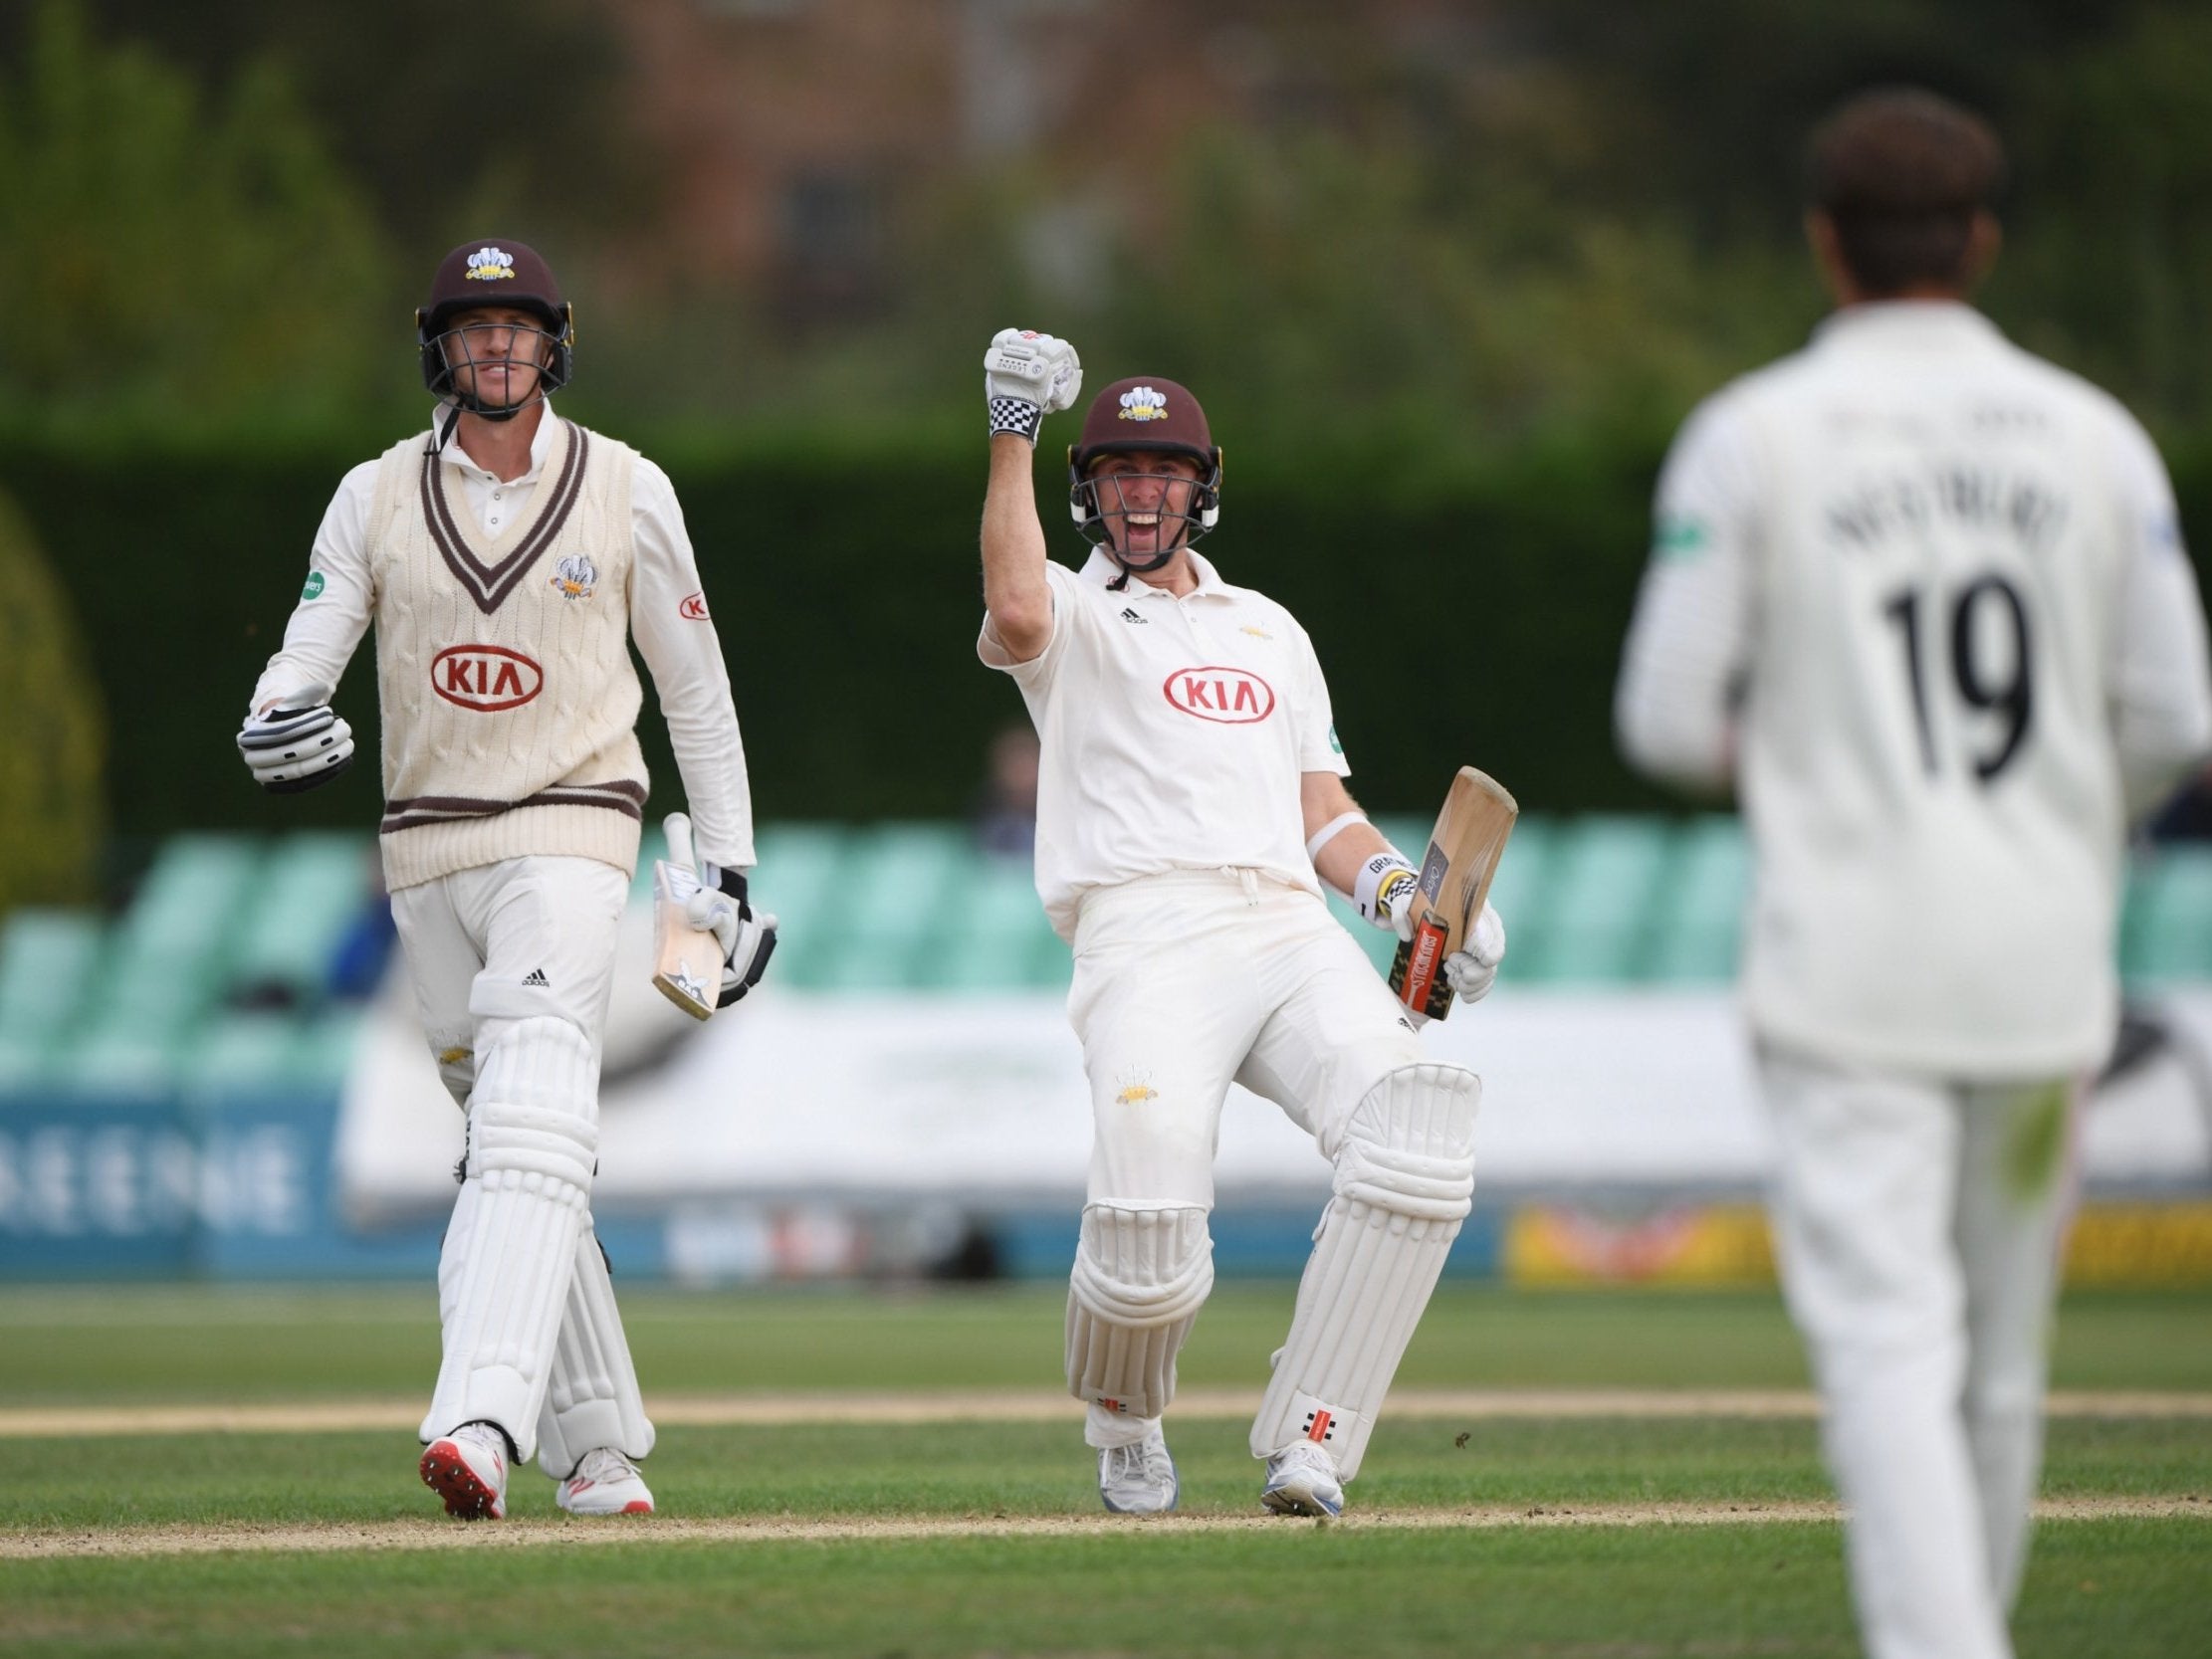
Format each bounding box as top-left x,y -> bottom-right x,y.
0,0 -> 394,433
0,487 -> 104,909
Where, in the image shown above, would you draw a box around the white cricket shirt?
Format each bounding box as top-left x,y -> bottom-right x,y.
979,547 -> 1350,940
1616,302 -> 2212,1078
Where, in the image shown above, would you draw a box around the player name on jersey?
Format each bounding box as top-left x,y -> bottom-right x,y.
1824,461 -> 2069,553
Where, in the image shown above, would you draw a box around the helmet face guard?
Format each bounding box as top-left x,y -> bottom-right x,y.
414,240 -> 573,422
417,310 -> 573,420
1067,444 -> 1222,571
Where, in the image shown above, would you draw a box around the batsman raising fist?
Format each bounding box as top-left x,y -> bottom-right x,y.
240,238 -> 770,1524
977,330 -> 1506,1518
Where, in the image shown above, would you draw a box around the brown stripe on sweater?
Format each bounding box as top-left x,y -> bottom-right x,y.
380,780 -> 647,834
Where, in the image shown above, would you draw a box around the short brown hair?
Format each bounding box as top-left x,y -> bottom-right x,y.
1807,88 -> 2005,296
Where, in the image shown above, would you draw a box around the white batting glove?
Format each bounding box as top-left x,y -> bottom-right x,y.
1440,902 -> 1507,1006
687,864 -> 778,1008
985,327 -> 1081,444
237,681 -> 354,794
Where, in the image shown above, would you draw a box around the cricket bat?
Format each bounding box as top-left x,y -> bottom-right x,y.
1387,766 -> 1519,1021
651,812 -> 725,1021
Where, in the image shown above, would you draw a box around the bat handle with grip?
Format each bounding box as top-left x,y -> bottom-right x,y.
663,812 -> 698,878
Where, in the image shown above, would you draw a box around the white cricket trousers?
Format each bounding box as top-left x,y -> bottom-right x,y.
390,854 -> 636,1469
1759,1047 -> 2078,1659
389,856 -> 628,1107
1068,869 -> 1428,1207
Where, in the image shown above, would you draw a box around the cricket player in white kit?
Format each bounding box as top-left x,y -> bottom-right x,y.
237,240 -> 774,1520
1615,92 -> 2212,1658
977,333 -> 1508,1516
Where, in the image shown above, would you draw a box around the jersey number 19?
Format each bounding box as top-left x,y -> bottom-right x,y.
1880,571 -> 2034,783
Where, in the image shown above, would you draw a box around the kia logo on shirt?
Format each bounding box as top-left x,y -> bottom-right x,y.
432,644 -> 544,712
1163,666 -> 1276,724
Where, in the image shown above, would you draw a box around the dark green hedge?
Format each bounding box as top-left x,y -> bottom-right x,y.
9,425 -> 2209,843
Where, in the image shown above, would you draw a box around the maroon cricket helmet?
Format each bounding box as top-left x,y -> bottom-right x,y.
1066,376 -> 1224,565
415,239 -> 574,417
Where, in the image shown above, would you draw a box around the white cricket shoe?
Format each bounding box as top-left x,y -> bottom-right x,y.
556,1446 -> 655,1517
420,1421 -> 509,1521
1262,1440 -> 1345,1517
1097,1423 -> 1179,1515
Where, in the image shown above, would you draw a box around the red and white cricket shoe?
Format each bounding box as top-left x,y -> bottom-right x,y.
556,1446 -> 655,1517
420,1421 -> 510,1520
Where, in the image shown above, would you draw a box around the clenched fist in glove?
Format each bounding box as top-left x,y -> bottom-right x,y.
1356,850 -> 1508,1010
984,327 -> 1082,444
237,682 -> 354,794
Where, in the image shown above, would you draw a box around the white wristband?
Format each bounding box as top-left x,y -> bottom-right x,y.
1304,810 -> 1369,863
1351,849 -> 1418,927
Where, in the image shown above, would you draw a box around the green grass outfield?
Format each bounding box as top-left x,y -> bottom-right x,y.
1,1284 -> 2207,1657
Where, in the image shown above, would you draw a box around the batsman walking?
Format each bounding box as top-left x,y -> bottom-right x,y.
976,330 -> 1507,1516
1615,92 -> 2212,1658
238,239 -> 774,1520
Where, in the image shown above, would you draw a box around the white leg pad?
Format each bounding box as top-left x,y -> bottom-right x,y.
419,1016 -> 598,1464
1251,1062 -> 1479,1480
536,1229 -> 656,1479
1066,1202 -> 1215,1423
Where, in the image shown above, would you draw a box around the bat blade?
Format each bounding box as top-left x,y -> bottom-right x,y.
651,812 -> 723,1021
1386,766 -> 1519,1020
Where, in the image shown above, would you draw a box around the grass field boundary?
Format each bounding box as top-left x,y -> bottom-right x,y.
4,1497 -> 2205,1560
5,1388 -> 2209,1439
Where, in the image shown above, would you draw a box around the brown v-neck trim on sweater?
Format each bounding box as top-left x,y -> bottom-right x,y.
417,419 -> 592,614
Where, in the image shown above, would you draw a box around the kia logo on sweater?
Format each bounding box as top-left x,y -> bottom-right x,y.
432,645 -> 544,711
1163,666 -> 1275,724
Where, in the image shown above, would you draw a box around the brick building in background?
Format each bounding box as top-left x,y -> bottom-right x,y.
603,0 -> 1494,321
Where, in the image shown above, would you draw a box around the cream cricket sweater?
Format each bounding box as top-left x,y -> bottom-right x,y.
364,418 -> 648,890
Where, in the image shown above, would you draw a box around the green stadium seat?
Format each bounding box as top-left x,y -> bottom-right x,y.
54,1015 -> 192,1097
1480,815 -> 1553,985
0,1026 -> 50,1091
0,910 -> 104,1046
801,823 -> 969,990
935,856 -> 1062,989
182,1012 -> 303,1095
749,822 -> 852,987
2121,847 -> 2212,981
118,836 -> 262,958
1516,816 -> 1674,982
293,1010 -> 367,1092
225,833 -> 377,1003
1646,816 -> 1748,983
110,836 -> 263,1035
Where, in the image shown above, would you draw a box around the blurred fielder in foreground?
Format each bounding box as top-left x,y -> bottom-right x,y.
237,239 -> 773,1520
976,331 -> 1507,1517
1615,91 -> 2212,1659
